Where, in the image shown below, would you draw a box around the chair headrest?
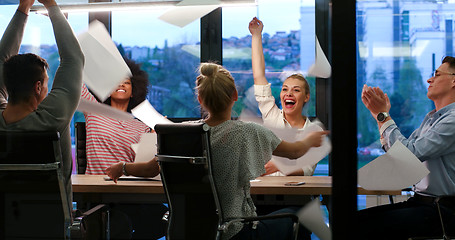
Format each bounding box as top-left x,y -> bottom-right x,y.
155,122 -> 210,135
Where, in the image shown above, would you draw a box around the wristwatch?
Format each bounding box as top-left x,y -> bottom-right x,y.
122,162 -> 130,176
376,112 -> 390,122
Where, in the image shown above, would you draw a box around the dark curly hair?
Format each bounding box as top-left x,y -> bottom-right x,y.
103,58 -> 149,113
3,53 -> 49,104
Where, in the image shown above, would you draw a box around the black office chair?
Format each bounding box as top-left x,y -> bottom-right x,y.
0,131 -> 109,240
155,123 -> 299,240
75,121 -> 87,174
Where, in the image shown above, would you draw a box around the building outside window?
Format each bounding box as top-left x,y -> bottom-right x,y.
356,0 -> 455,168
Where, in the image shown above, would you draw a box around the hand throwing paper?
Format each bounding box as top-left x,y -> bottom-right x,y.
358,141 -> 430,190
78,20 -> 132,101
270,123 -> 332,175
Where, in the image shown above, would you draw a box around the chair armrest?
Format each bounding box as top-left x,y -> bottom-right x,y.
70,204 -> 110,240
240,213 -> 298,223
220,213 -> 298,232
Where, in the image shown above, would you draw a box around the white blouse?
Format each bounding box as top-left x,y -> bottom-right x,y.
254,83 -> 317,176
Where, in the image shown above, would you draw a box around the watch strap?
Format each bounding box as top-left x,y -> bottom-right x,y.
122,162 -> 129,176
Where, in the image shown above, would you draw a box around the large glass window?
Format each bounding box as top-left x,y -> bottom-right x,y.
0,4 -> 88,173
222,0 -> 316,118
222,0 -> 325,174
356,0 -> 455,167
112,10 -> 201,118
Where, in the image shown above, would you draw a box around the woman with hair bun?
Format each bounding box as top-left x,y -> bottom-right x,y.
113,62 -> 328,240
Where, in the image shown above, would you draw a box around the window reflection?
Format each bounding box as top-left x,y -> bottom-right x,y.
222,0 -> 316,118
356,1 -> 455,166
112,10 -> 201,118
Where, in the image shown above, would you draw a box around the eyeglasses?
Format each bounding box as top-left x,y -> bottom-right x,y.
432,70 -> 455,77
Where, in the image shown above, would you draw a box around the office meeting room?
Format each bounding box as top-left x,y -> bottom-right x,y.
1,0 -> 455,239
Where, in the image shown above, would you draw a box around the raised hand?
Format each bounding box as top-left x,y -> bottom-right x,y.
18,0 -> 35,14
248,17 -> 263,35
37,0 -> 57,8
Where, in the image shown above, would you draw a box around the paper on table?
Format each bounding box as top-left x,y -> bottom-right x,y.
297,199 -> 332,240
158,5 -> 219,28
131,100 -> 173,129
78,20 -> 131,101
270,123 -> 332,175
77,99 -> 134,121
308,37 -> 331,78
134,132 -> 157,163
358,141 -> 430,190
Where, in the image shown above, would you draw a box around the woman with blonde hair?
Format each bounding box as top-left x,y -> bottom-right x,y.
109,62 -> 328,239
249,17 -> 319,176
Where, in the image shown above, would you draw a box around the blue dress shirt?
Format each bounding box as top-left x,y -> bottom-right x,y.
382,102 -> 455,196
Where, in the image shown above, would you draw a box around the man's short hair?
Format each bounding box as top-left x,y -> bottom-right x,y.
3,53 -> 49,104
442,56 -> 455,69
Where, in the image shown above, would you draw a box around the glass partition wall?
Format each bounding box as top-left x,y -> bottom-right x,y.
356,0 -> 455,168
4,0 -> 453,237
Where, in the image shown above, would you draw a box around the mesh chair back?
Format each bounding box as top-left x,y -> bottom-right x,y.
0,131 -> 71,239
155,123 -> 221,240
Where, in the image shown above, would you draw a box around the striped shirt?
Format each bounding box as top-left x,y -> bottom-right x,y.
81,85 -> 150,175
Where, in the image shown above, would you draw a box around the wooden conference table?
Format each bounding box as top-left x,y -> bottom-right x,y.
72,175 -> 401,205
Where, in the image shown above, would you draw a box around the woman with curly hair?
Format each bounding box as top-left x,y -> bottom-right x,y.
82,58 -> 167,239
81,58 -> 157,175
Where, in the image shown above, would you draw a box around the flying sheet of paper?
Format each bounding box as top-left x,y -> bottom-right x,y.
241,86 -> 260,114
238,108 -> 263,125
131,143 -> 139,154
297,200 -> 332,240
77,99 -> 134,121
270,123 -> 332,175
176,0 -> 220,6
158,5 -> 219,28
131,100 -> 173,129
133,132 -> 157,163
78,20 -> 131,101
308,37 -> 331,78
358,141 -> 430,190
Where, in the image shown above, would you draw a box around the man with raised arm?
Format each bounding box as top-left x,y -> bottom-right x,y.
0,0 -> 85,207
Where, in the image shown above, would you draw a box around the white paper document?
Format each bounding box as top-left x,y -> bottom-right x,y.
176,0 -> 220,6
78,20 -> 132,101
270,124 -> 332,175
133,133 -> 157,163
77,99 -> 134,121
131,100 -> 173,129
308,37 -> 332,78
238,108 -> 263,125
358,141 -> 430,190
159,5 -> 219,28
297,199 -> 331,240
